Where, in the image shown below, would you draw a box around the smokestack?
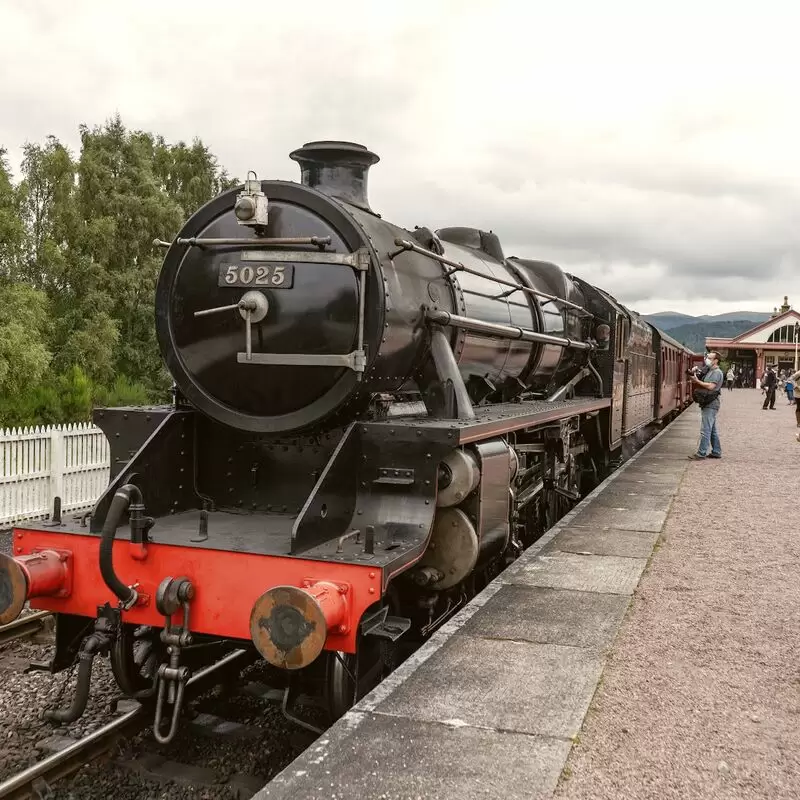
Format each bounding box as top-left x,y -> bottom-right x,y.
289,141 -> 379,213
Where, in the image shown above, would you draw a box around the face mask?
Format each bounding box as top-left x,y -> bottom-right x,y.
704,357 -> 712,367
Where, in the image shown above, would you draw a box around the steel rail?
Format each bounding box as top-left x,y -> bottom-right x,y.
0,611 -> 52,648
0,648 -> 252,800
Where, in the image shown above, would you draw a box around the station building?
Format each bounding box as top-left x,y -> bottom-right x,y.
705,296 -> 800,376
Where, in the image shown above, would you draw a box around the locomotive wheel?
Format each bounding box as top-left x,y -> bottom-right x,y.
110,624 -> 163,699
323,589 -> 403,722
324,635 -> 386,722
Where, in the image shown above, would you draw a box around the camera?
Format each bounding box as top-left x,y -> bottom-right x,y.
687,364 -> 709,378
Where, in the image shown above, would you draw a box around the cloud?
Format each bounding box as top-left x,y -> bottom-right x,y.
2,0 -> 799,315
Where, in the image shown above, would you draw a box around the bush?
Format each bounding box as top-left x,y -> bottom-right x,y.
0,368 -> 155,428
0,383 -> 62,428
94,374 -> 151,408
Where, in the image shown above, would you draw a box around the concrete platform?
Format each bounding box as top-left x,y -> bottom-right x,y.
255,408 -> 700,800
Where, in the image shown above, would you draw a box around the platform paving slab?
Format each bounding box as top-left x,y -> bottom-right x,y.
262,714 -> 571,800
254,407 -> 697,800
608,478 -> 682,496
588,488 -> 674,511
375,637 -> 604,738
458,585 -> 630,650
567,503 -> 669,532
499,552 -> 648,595
616,464 -> 686,482
544,528 -> 661,559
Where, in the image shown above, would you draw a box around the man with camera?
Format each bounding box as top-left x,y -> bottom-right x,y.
688,351 -> 724,460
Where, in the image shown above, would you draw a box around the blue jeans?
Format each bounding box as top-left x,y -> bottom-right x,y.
698,405 -> 721,457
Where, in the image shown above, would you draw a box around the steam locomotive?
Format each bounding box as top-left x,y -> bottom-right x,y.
0,141 -> 695,741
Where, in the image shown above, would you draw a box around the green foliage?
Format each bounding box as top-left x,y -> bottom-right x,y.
59,310 -> 120,386
0,282 -> 52,397
0,366 -> 93,428
0,115 -> 235,428
1,383 -> 61,428
57,365 -> 94,422
94,375 -> 152,408
0,148 -> 25,281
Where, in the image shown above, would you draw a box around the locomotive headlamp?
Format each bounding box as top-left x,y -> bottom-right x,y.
234,170 -> 269,228
234,196 -> 255,220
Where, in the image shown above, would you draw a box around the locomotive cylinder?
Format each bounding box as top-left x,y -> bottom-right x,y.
0,550 -> 70,625
249,581 -> 348,670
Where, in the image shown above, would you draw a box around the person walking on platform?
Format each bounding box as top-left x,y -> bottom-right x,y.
688,351 -> 724,460
726,367 -> 735,390
762,367 -> 777,410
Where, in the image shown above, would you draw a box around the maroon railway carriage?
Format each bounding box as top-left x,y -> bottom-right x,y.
650,326 -> 695,420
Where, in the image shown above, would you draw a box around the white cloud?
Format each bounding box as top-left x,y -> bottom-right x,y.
2,0 -> 799,315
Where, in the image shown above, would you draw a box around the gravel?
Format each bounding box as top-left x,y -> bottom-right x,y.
0,631 -> 123,782
53,659 -> 311,799
555,389 -> 800,800
0,635 -> 312,798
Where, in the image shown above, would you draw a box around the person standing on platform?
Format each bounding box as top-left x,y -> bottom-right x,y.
762,367 -> 777,410
791,368 -> 800,426
688,351 -> 724,460
726,367 -> 735,390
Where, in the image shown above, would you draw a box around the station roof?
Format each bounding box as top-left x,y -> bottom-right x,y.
706,307 -> 800,348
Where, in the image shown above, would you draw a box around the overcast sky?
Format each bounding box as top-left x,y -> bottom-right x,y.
2,0 -> 799,316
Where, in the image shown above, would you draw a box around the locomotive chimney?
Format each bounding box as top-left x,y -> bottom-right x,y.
289,140 -> 379,213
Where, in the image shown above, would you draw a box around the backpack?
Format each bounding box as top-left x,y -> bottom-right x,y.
692,365 -> 722,408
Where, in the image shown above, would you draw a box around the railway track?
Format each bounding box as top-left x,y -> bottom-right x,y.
0,649 -> 255,800
0,612 -> 52,648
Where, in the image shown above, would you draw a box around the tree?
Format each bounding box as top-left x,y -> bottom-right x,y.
0,282 -> 52,400
75,117 -> 184,393
17,137 -> 75,291
0,148 -> 25,282
153,136 -> 238,218
0,115 -> 237,426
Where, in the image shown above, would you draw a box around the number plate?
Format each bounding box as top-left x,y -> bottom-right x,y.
218,263 -> 295,289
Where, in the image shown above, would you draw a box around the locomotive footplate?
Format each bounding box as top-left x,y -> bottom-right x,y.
362,396 -> 611,444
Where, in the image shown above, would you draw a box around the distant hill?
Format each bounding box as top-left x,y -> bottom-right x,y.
661,319 -> 758,353
697,311 -> 772,324
642,312 -> 696,330
643,311 -> 771,330
640,310 -> 772,353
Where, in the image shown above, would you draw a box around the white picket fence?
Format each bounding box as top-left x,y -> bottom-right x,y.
0,424 -> 111,528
